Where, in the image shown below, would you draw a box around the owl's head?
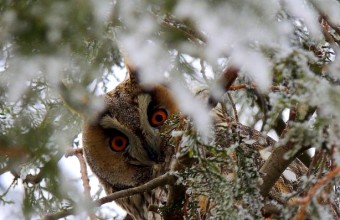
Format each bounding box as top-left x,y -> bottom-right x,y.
83,69 -> 178,190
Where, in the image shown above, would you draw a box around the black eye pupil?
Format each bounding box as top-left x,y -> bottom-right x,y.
155,114 -> 163,122
115,139 -> 123,146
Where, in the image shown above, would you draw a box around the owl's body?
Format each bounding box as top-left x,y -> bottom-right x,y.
83,70 -> 307,219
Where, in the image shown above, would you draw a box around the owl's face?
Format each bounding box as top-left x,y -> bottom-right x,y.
83,77 -> 178,191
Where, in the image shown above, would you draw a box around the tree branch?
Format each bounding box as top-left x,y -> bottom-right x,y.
74,150 -> 96,220
161,16 -> 207,44
291,166 -> 340,220
163,154 -> 195,220
259,143 -> 310,197
259,105 -> 310,197
64,148 -> 83,157
313,4 -> 340,36
43,173 -> 177,220
228,83 -> 289,93
227,92 -> 239,122
208,66 -> 239,107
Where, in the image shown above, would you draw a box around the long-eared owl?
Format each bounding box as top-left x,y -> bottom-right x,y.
82,66 -> 307,220
83,68 -> 178,219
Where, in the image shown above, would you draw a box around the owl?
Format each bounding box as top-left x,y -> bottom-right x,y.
82,68 -> 179,219
82,67 -> 307,220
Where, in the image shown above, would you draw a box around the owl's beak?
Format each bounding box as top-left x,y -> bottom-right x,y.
126,145 -> 164,166
145,146 -> 164,163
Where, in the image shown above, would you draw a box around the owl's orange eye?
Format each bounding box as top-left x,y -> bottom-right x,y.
110,135 -> 128,152
150,109 -> 168,127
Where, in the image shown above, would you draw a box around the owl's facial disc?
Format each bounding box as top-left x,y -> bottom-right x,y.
99,93 -> 170,166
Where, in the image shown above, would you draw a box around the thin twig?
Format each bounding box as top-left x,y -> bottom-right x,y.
9,152 -> 64,185
307,149 -> 325,177
309,1 -> 340,36
74,151 -> 96,220
320,18 -> 338,49
64,148 -> 83,157
291,166 -> 340,220
0,177 -> 18,198
208,66 -> 239,107
227,93 -> 238,122
319,14 -> 340,36
11,169 -> 43,185
43,173 -> 177,220
161,17 -> 207,44
228,83 -> 289,93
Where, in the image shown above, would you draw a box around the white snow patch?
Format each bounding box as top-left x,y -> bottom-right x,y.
259,148 -> 272,160
283,0 -> 322,39
90,0 -> 112,22
0,172 -> 25,220
243,139 -> 257,145
267,130 -> 279,141
282,169 -> 297,182
171,82 -> 212,138
311,0 -> 340,26
231,47 -> 271,92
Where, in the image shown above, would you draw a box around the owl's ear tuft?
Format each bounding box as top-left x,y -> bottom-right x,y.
126,63 -> 140,85
123,54 -> 140,85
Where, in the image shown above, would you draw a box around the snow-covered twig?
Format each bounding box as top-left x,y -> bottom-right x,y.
43,173 -> 177,220
291,166 -> 340,220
